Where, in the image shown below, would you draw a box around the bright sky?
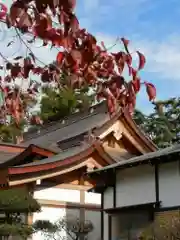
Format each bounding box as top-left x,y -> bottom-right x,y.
0,0 -> 180,113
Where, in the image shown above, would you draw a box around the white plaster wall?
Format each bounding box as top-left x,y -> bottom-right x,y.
85,210 -> 101,240
34,187 -> 80,203
33,206 -> 101,240
85,191 -> 101,204
33,187 -> 101,240
34,188 -> 101,205
159,161 -> 180,207
116,165 -> 156,207
104,187 -> 113,209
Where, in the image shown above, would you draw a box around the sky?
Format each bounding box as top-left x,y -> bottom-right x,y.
0,0 -> 180,113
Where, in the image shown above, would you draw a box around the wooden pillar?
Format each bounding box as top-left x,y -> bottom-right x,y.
113,169 -> 116,208
101,192 -> 104,240
109,169 -> 116,240
27,213 -> 33,225
79,175 -> 85,240
155,163 -> 159,203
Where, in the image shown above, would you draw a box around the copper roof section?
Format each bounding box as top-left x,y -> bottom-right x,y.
0,144 -> 55,168
8,140 -> 114,175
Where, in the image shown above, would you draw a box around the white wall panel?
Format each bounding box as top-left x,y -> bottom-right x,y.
159,161 -> 180,207
104,187 -> 113,209
85,191 -> 101,204
116,165 -> 156,207
85,210 -> 101,240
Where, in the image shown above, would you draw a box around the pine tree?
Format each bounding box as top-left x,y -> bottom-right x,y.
40,71 -> 94,122
133,97 -> 180,148
0,188 -> 40,239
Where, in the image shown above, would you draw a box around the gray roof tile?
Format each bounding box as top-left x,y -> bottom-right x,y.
23,102 -> 109,150
0,151 -> 19,163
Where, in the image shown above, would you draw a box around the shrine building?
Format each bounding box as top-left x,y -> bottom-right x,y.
0,101 -> 157,240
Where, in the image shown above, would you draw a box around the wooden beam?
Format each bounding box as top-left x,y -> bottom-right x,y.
38,199 -> 101,212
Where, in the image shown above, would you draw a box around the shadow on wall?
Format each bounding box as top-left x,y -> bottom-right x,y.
33,203 -> 101,240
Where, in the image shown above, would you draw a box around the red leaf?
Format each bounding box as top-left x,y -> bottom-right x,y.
18,12 -> 32,28
127,65 -> 132,76
71,50 -> 82,65
24,57 -> 32,66
0,3 -> 7,19
56,52 -> 64,64
38,13 -> 52,30
125,54 -> 132,66
117,60 -> 125,75
137,51 -> 146,70
110,76 -> 124,89
131,68 -> 137,80
10,1 -> 32,28
145,82 -> 156,101
127,82 -> 135,100
121,38 -> 130,53
62,0 -> 77,11
68,0 -> 76,10
132,77 -> 141,93
112,51 -> 126,62
32,67 -> 43,75
11,64 -> 21,78
41,70 -> 50,82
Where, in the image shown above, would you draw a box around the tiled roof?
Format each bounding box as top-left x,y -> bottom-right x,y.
0,151 -> 19,163
23,101 -> 109,151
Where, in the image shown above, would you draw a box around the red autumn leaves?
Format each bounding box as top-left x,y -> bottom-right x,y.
0,0 -> 156,126
4,0 -> 79,47
145,82 -> 157,101
55,33 -> 156,114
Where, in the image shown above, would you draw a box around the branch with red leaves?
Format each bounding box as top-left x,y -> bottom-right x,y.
0,1 -> 156,132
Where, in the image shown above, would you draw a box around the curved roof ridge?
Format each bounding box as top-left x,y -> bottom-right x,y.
23,101 -> 108,142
